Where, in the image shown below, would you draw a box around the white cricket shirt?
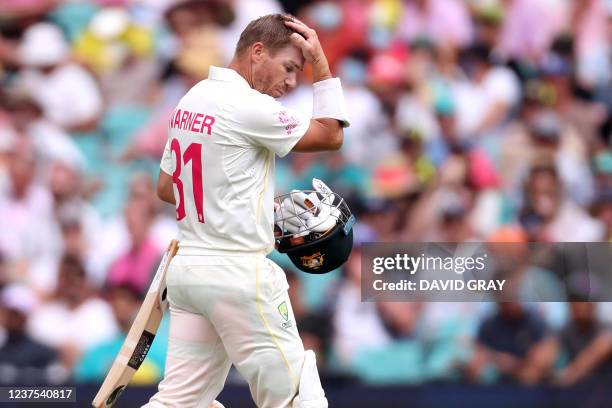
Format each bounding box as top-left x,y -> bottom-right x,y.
160,66 -> 309,254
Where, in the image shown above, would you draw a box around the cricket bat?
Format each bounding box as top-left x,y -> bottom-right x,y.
92,239 -> 179,408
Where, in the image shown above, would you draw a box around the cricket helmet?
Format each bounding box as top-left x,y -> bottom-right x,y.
274,179 -> 356,274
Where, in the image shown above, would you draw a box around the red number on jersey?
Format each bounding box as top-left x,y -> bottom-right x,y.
170,139 -> 185,220
183,143 -> 204,223
170,140 -> 205,223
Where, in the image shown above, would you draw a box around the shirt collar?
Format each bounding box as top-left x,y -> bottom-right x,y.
208,66 -> 251,88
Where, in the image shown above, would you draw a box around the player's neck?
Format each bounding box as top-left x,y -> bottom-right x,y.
228,58 -> 255,90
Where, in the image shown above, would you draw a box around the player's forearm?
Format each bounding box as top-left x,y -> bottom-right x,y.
158,189 -> 176,205
315,118 -> 343,150
311,75 -> 350,131
157,170 -> 176,205
311,57 -> 332,83
292,119 -> 342,152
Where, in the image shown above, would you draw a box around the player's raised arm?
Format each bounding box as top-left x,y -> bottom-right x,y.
293,117 -> 344,152
283,16 -> 349,153
224,14 -> 348,156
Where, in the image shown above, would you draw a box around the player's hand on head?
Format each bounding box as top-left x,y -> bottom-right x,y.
283,16 -> 327,67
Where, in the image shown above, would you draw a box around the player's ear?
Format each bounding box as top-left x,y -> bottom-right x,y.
251,42 -> 265,62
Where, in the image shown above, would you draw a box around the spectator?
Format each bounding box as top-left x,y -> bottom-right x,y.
27,210 -> 90,297
487,226 -> 566,303
466,302 -> 554,385
332,55 -> 397,170
378,302 -> 423,339
348,302 -> 427,384
20,156 -> 103,291
432,186 -> 479,242
539,53 -> 606,150
547,302 -> 612,386
120,0 -> 232,164
330,247 -> 390,369
593,150 -> 612,190
222,0 -> 280,62
496,0 -> 560,63
0,284 -> 59,385
46,160 -> 102,254
0,138 -> 54,267
0,0 -> 56,21
284,269 -> 335,370
564,0 -> 611,89
592,188 -> 612,241
74,284 -> 168,384
17,23 -> 103,132
0,252 -> 6,288
163,0 -> 229,77
92,172 -> 176,282
519,163 -> 603,241
397,0 -> 473,50
295,1 -> 368,72
297,313 -> 333,372
501,106 -> 596,207
27,255 -> 118,370
423,91 -> 465,167
106,197 -> 164,295
73,7 -> 159,106
0,87 -> 85,170
453,42 -> 521,138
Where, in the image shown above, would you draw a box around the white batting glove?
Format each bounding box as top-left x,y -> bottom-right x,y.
276,179 -> 341,237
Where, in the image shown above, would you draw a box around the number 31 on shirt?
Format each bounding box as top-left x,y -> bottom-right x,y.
170,139 -> 204,223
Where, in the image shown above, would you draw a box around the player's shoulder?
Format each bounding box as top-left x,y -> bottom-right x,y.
227,87 -> 280,115
226,81 -> 277,103
182,78 -> 212,98
177,78 -> 223,110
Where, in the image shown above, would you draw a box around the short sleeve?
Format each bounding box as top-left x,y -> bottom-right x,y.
224,93 -> 310,157
160,139 -> 173,175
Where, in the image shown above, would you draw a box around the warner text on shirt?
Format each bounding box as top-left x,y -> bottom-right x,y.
169,108 -> 216,134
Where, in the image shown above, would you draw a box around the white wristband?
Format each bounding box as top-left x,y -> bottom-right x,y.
312,77 -> 350,128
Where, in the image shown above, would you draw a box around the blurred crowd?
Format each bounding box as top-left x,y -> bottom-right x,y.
0,0 -> 611,390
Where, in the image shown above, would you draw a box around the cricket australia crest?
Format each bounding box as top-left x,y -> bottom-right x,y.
300,252 -> 324,270
278,301 -> 289,321
278,301 -> 293,329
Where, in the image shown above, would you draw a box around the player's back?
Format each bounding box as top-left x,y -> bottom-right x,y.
163,68 -> 274,255
161,66 -> 309,255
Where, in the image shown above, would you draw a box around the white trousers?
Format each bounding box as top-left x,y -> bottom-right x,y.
143,254 -> 305,408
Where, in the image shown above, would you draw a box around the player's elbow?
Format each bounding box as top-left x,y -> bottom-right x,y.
156,183 -> 168,203
156,183 -> 166,202
330,128 -> 343,151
